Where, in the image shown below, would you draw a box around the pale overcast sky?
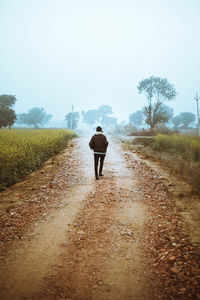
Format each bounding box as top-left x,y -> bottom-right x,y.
0,0 -> 200,122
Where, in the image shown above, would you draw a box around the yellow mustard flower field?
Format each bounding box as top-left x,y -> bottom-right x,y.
0,129 -> 76,191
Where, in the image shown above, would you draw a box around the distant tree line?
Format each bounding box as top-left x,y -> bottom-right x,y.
172,112 -> 196,130
64,104 -> 118,130
0,95 -> 53,129
0,76 -> 198,132
129,107 -> 196,131
82,105 -> 117,127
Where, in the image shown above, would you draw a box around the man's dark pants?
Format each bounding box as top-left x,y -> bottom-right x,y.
94,154 -> 105,178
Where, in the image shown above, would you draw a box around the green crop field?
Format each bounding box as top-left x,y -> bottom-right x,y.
0,129 -> 76,191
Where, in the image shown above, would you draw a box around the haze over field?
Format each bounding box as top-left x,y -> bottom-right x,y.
0,0 -> 200,122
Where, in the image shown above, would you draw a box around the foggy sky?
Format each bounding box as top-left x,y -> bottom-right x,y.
0,0 -> 200,123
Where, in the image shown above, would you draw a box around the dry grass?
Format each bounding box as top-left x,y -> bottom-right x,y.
153,134 -> 200,162
122,135 -> 200,194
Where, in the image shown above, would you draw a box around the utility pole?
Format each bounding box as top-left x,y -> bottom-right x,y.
70,105 -> 74,130
194,93 -> 200,136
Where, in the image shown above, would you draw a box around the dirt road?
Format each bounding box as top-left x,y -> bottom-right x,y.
0,136 -> 199,300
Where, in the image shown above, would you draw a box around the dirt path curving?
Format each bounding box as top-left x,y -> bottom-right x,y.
0,136 -> 199,300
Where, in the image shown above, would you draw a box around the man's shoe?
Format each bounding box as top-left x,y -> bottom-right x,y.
99,173 -> 104,177
96,176 -> 99,180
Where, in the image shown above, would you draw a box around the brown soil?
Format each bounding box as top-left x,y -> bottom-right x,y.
122,141 -> 200,245
0,137 -> 199,300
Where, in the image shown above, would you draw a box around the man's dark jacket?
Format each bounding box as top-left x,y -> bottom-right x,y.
89,133 -> 108,153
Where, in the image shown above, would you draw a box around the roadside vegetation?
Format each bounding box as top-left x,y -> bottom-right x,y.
154,134 -> 200,162
123,134 -> 200,193
0,129 -> 76,191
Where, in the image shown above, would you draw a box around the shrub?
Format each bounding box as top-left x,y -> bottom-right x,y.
153,134 -> 200,162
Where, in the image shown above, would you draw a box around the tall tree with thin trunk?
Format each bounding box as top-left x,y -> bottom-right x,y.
137,76 -> 176,131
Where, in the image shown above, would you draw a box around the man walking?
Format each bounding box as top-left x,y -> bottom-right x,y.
89,126 -> 108,180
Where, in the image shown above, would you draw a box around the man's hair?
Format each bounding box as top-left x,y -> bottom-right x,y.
96,126 -> 103,132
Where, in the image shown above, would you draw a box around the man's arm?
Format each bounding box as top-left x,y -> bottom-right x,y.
89,136 -> 94,149
104,136 -> 108,149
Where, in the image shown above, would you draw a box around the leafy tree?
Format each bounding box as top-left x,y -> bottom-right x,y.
179,112 -> 196,128
82,105 -> 117,126
114,122 -> 137,135
17,107 -> 52,128
129,110 -> 143,129
172,115 -> 182,130
0,94 -> 16,108
101,115 -> 117,126
161,104 -> 174,120
0,108 -> 17,129
99,105 -> 113,117
142,103 -> 173,130
0,95 -> 17,128
82,109 -> 100,125
65,111 -> 80,129
143,103 -> 172,129
137,76 -> 176,131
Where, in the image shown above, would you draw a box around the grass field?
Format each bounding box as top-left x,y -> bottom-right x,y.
122,134 -> 200,193
153,134 -> 200,192
0,129 -> 76,191
153,134 -> 200,162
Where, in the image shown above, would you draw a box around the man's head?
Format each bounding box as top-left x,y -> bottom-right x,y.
96,126 -> 103,132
